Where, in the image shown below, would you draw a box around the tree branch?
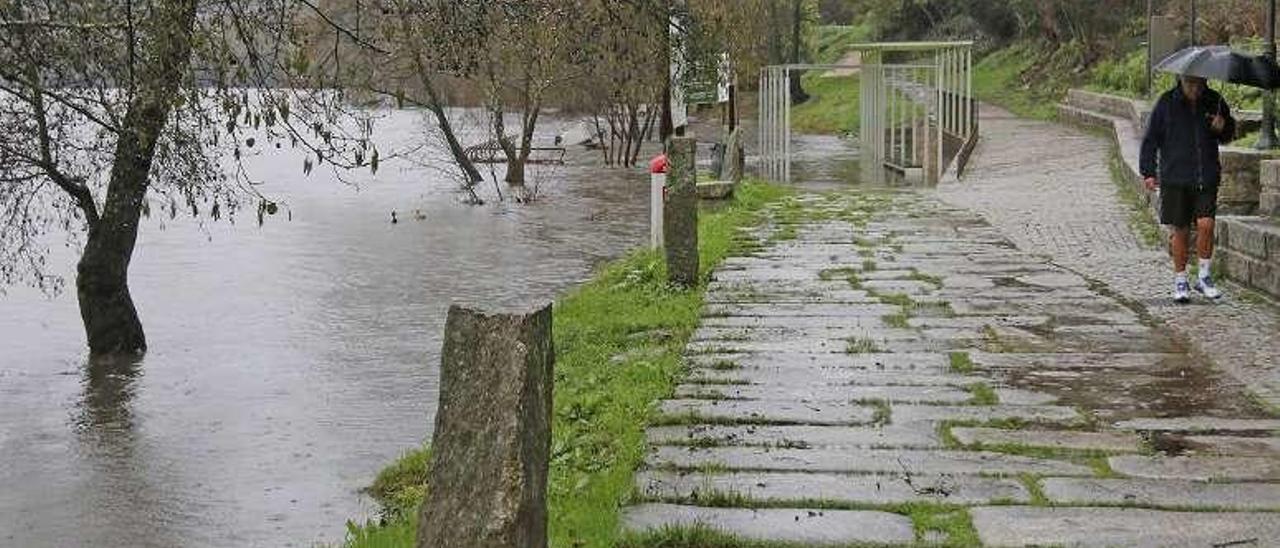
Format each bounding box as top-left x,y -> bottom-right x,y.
0,19 -> 129,31
292,0 -> 390,54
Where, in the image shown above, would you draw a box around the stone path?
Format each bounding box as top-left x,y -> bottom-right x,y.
620,179 -> 1280,543
939,105 -> 1280,410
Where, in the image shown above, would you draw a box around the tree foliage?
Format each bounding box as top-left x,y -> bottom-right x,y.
0,0 -> 374,294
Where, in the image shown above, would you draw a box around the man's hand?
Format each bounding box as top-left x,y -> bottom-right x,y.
1211,114 -> 1227,133
1144,177 -> 1159,191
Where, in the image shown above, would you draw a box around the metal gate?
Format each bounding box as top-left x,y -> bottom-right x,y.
758,42 -> 977,185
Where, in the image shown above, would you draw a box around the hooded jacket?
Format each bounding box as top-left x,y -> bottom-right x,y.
1140,85 -> 1236,188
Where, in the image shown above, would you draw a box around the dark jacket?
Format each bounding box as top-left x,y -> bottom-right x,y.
1140,85 -> 1236,188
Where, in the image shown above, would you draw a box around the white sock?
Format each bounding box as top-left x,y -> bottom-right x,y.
1176,271 -> 1188,283
1199,259 -> 1212,280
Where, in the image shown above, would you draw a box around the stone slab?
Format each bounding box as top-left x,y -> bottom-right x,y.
658,399 -> 876,426
1182,435 -> 1280,457
645,424 -> 941,449
636,470 -> 1029,506
1041,477 -> 1280,511
687,352 -> 950,371
891,404 -> 1083,425
646,446 -> 1095,476
703,303 -> 903,318
993,388 -> 1059,405
951,427 -> 1142,452
674,384 -> 974,404
1109,455 -> 1280,481
1113,417 -> 1280,433
697,180 -> 735,200
691,325 -> 979,343
621,503 -> 916,544
974,353 -> 1185,370
688,369 -> 989,389
971,506 -> 1280,548
686,336 -> 954,355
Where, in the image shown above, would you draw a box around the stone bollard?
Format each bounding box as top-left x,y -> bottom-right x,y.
724,128 -> 744,184
417,303 -> 554,548
1262,159 -> 1280,218
664,137 -> 700,288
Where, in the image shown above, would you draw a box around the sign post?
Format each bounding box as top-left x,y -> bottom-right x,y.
649,154 -> 668,249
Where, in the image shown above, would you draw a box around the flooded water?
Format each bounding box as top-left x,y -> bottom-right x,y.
0,110 -> 657,547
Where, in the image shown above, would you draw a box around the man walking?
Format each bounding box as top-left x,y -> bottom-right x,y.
1140,75 -> 1235,303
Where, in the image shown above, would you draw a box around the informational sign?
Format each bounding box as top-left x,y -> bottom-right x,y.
685,53 -> 731,105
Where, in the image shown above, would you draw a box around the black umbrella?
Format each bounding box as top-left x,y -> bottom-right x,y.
1155,45 -> 1280,89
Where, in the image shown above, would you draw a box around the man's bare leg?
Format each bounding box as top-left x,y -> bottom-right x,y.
1196,217 -> 1215,263
1171,227 -> 1190,273
1193,217 -> 1224,298
1171,227 -> 1192,302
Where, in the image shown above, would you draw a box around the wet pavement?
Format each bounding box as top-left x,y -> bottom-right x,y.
621,158 -> 1279,543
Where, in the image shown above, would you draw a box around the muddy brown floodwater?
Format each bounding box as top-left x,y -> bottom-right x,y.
0,110 -> 661,548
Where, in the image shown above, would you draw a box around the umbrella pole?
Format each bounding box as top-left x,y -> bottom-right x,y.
1260,0 -> 1278,149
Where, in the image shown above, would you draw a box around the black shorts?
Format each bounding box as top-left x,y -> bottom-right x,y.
1159,185 -> 1218,228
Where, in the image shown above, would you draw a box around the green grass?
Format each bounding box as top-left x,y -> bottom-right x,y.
791,74 -> 861,136
881,312 -> 911,329
844,336 -> 882,354
1019,474 -> 1050,506
708,359 -> 741,371
619,503 -> 979,547
618,524 -> 892,548
789,23 -> 877,137
967,382 -> 999,406
948,352 -> 974,373
340,180 -> 792,548
972,43 -> 1068,121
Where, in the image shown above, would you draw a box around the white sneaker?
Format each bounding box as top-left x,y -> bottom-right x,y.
1195,277 -> 1224,300
1174,279 -> 1191,304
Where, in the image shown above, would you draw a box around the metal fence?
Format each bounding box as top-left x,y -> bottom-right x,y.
757,42 -> 976,186
858,42 -> 976,184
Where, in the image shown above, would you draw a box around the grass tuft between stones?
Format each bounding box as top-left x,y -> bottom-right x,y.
948,352 -> 974,373
621,500 -> 980,547
967,382 -> 999,406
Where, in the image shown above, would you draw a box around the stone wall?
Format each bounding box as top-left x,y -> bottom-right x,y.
1262,160 -> 1280,217
1066,89 -> 1146,124
1217,217 -> 1280,299
1219,147 -> 1268,215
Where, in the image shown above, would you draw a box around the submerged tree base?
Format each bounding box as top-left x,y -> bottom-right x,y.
339,180 -> 791,548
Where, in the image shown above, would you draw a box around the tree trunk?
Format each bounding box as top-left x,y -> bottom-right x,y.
78,220 -> 146,355
788,0 -> 809,104
77,0 -> 198,356
1038,0 -> 1061,42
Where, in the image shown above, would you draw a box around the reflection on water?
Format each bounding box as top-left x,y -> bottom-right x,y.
0,110 -> 654,548
77,355 -> 144,433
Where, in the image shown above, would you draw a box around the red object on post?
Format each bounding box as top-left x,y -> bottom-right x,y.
649,154 -> 669,174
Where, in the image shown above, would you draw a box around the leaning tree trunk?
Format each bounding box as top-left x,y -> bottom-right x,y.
77,0 -> 198,356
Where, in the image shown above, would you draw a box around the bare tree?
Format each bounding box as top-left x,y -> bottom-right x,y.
0,0 -> 375,356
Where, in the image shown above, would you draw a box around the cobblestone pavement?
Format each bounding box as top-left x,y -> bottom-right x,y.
621,185 -> 1280,544
938,105 -> 1280,410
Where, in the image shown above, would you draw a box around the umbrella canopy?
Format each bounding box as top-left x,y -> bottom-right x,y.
1155,45 -> 1280,89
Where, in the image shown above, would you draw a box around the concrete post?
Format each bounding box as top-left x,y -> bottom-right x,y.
417,303 -> 554,548
664,137 -> 699,287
